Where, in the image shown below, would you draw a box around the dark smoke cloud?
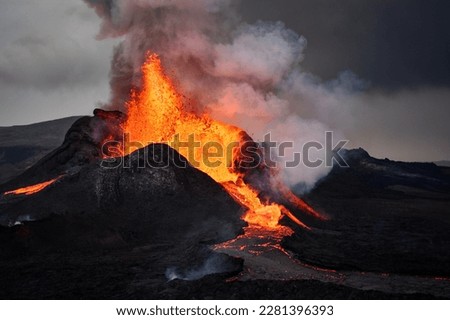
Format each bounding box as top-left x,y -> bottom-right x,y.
83,0 -> 239,111
82,0 -> 450,187
83,0 -> 341,187
240,0 -> 450,90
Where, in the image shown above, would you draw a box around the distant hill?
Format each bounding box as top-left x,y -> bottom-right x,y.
435,161 -> 450,167
0,116 -> 82,184
286,148 -> 450,277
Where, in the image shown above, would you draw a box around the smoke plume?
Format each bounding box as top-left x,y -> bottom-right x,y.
165,254 -> 237,281
84,0 -> 357,189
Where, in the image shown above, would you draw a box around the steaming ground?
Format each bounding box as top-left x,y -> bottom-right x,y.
213,226 -> 450,298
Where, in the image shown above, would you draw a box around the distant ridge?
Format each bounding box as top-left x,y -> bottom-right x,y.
0,116 -> 82,183
435,161 -> 450,167
0,116 -> 82,147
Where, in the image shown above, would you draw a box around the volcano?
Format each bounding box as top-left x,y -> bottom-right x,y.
1,53 -> 450,299
0,54 -> 324,234
0,54 -> 324,298
1,112 -> 450,298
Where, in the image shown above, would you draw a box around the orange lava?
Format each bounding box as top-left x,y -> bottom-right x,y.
120,53 -> 318,230
276,183 -> 326,221
3,177 -> 61,196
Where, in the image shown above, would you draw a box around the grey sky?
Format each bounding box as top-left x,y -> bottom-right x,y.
241,0 -> 450,89
0,1 -> 117,125
0,0 -> 448,161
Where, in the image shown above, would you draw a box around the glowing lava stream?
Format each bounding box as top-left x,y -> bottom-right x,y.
3,177 -> 62,196
118,53 -> 321,230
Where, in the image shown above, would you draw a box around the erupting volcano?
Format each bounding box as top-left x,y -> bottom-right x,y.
0,53 -> 325,235
108,53 -> 322,231
2,0 -> 449,301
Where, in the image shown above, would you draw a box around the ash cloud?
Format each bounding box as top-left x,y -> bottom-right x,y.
82,0 -> 356,189
82,0 -> 450,187
0,0 -> 448,168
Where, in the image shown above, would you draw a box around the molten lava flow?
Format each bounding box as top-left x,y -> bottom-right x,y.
120,53 -> 319,230
3,177 -> 61,196
123,54 -> 243,184
276,183 -> 326,221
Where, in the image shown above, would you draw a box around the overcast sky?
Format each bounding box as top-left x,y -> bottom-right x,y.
242,0 -> 450,90
0,0 -> 449,161
0,1 -> 117,126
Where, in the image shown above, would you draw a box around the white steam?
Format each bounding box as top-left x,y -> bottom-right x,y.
165,255 -> 232,281
84,0 -> 361,189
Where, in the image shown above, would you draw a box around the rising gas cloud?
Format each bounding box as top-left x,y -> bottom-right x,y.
84,0 -> 357,190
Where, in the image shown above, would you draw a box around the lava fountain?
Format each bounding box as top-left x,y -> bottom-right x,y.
116,53 -> 322,231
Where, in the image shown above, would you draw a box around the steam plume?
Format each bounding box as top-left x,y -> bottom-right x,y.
84,0 -> 354,189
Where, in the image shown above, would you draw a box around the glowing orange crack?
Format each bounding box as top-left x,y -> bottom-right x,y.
3,177 -> 62,196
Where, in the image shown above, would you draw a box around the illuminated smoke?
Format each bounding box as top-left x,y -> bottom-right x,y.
83,0 -> 357,189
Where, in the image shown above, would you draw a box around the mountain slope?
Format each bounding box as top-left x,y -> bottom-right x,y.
285,148 -> 450,276
0,117 -> 81,183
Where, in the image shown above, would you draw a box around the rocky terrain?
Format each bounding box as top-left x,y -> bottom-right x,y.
0,115 -> 449,299
0,113 -> 245,298
285,149 -> 450,276
0,117 -> 81,184
0,252 -> 436,299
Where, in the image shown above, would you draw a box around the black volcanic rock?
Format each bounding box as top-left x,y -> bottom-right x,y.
0,142 -> 246,297
284,148 -> 450,276
0,143 -> 245,250
318,148 -> 450,198
1,250 -> 439,299
0,111 -> 247,295
0,113 -> 120,193
0,116 -> 82,184
4,112 -> 450,298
